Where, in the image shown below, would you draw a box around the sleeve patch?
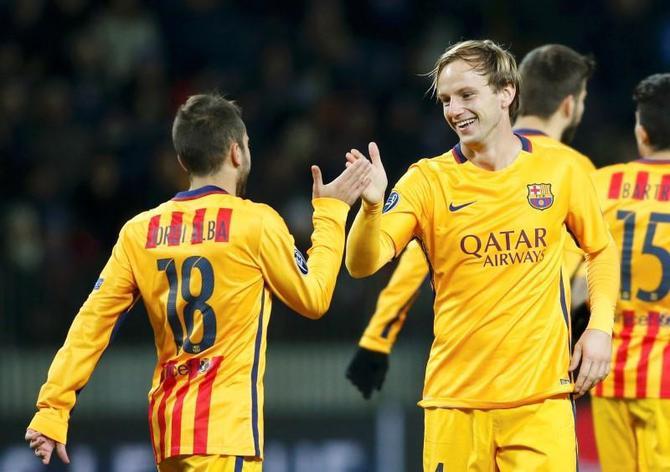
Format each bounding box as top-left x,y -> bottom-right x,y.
93,277 -> 104,290
383,191 -> 400,213
294,247 -> 309,275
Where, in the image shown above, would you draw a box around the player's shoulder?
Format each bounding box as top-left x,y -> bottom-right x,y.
593,161 -> 629,178
529,138 -> 595,172
408,151 -> 458,175
247,200 -> 283,221
121,201 -> 172,234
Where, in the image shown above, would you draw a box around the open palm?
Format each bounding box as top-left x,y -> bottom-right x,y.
346,142 -> 387,205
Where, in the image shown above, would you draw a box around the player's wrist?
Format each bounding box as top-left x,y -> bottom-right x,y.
361,200 -> 383,214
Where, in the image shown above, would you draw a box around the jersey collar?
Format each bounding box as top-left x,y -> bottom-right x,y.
173,185 -> 230,201
636,157 -> 670,165
513,127 -> 548,137
451,133 -> 533,164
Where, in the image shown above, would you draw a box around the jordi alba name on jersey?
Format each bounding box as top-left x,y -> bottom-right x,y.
380,135 -> 611,408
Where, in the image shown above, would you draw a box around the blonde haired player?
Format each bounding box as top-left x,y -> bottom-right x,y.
587,73 -> 670,471
344,40 -> 619,471
346,45 -> 599,398
24,94 -> 371,471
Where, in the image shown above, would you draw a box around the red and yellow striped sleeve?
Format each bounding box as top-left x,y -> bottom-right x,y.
359,240 -> 428,353
28,225 -> 139,444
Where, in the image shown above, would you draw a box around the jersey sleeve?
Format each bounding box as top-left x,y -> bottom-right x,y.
259,197 -> 349,319
28,224 -> 139,444
359,240 -> 429,353
346,163 -> 429,277
565,166 -> 619,334
565,165 -> 611,254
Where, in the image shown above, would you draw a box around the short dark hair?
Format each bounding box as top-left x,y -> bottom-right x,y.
634,74 -> 670,151
429,39 -> 520,117
172,94 -> 246,176
518,44 -> 595,118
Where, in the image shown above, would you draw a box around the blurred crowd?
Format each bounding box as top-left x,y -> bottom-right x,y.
1,0 -> 668,346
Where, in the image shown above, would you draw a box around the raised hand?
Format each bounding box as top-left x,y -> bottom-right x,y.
312,157 -> 372,206
345,142 -> 388,205
25,428 -> 70,465
569,328 -> 612,397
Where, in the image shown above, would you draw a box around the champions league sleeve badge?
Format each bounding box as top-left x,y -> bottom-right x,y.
294,247 -> 309,275
526,183 -> 554,210
383,191 -> 400,213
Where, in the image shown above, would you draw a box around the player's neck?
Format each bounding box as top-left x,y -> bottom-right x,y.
189,171 -> 238,196
513,116 -> 562,141
641,149 -> 670,160
461,123 -> 522,171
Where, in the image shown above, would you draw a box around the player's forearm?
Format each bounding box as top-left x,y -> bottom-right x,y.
29,307 -> 121,444
359,291 -> 419,353
295,198 -> 350,318
585,237 -> 619,334
345,201 -> 394,278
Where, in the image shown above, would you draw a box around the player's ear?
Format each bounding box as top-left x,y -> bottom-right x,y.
176,155 -> 188,173
560,95 -> 574,119
499,83 -> 516,110
635,121 -> 651,148
230,141 -> 241,168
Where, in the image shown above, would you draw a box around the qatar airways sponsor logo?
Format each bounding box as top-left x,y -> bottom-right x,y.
460,227 -> 548,267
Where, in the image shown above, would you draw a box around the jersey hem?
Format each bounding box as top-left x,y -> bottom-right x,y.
160,446 -> 264,462
417,386 -> 574,409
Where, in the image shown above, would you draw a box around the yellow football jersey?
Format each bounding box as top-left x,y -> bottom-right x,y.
515,129 -> 597,278
349,135 -> 612,408
28,185 -> 350,462
358,129 -> 597,355
592,160 -> 670,399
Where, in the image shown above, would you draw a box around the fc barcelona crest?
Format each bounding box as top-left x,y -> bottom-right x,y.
527,183 -> 554,210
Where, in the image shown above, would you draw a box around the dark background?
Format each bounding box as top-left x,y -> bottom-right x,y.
1,0 -> 668,346
0,1 -> 668,470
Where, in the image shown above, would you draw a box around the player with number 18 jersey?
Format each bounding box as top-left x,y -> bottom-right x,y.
26,94 -> 368,470
28,187 -> 350,464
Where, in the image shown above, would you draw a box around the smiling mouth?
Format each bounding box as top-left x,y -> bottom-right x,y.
455,118 -> 477,130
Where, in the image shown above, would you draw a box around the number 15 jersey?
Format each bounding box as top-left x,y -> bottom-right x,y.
28,185 -> 350,462
592,159 -> 670,399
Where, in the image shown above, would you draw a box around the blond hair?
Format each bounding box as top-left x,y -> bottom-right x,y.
429,39 -> 520,117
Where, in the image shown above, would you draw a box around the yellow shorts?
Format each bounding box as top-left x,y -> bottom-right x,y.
423,396 -> 576,472
592,396 -> 670,472
157,454 -> 262,472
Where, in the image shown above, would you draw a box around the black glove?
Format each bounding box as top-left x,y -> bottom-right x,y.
346,347 -> 389,399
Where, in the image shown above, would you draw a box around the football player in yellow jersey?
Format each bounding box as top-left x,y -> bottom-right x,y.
23,94 -> 372,470
344,39 -> 619,471
347,44 -> 598,400
585,74 -> 670,471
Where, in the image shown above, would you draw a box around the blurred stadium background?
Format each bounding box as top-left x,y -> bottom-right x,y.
1,0 -> 669,470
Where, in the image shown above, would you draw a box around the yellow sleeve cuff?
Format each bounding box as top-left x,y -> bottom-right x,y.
312,197 -> 351,217
359,336 -> 393,354
362,200 -> 383,214
28,409 -> 69,444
